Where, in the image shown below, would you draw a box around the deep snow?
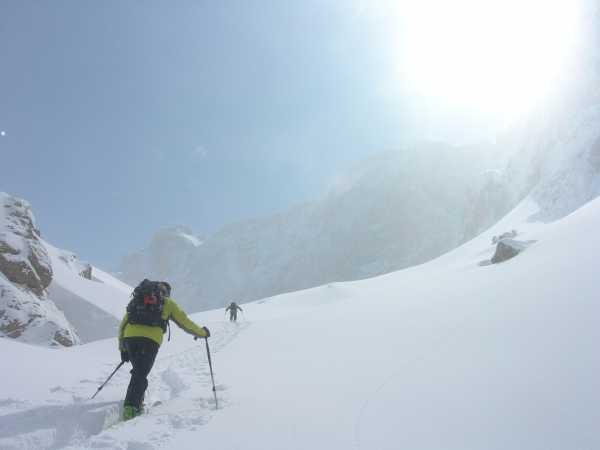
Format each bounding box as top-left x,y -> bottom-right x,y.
2,192 -> 600,449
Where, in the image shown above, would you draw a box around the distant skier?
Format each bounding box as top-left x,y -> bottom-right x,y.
225,301 -> 243,322
118,279 -> 210,421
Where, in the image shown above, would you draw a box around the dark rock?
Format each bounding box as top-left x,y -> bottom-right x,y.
53,330 -> 76,347
0,254 -> 49,296
0,195 -> 52,295
491,239 -> 526,264
0,317 -> 26,338
79,264 -> 92,280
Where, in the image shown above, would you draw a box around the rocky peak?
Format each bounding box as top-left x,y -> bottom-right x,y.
0,192 -> 79,347
0,193 -> 52,295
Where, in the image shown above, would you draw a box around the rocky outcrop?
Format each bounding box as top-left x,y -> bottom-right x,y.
79,264 -> 92,280
0,193 -> 80,347
478,233 -> 534,266
58,251 -> 94,281
0,272 -> 79,346
0,196 -> 52,296
491,239 -> 526,264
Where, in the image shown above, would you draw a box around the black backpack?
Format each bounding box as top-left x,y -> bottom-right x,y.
127,279 -> 167,331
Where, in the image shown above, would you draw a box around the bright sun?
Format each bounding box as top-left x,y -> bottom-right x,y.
395,0 -> 582,120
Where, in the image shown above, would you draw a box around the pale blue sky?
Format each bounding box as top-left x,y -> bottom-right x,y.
0,1 -> 500,268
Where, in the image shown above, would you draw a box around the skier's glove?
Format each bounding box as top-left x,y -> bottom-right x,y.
121,350 -> 130,363
194,327 -> 210,340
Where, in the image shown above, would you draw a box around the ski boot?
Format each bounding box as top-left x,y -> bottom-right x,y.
122,404 -> 142,421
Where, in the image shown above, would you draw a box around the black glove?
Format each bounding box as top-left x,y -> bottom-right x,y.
194,327 -> 210,340
121,350 -> 129,363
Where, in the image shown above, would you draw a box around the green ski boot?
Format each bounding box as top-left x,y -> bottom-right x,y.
122,404 -> 142,421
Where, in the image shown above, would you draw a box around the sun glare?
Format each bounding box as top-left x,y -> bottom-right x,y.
396,0 -> 582,121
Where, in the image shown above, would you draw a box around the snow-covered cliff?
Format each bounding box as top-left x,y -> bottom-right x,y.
0,193 -> 79,346
501,0 -> 600,221
0,192 -> 132,347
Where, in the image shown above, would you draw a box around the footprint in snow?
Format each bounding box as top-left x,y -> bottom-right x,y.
160,368 -> 188,398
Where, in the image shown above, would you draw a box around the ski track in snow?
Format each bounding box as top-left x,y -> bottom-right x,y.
0,321 -> 249,450
352,312 -> 474,450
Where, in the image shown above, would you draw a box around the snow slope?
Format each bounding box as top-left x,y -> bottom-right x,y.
2,192 -> 599,449
43,242 -> 132,343
45,242 -> 131,318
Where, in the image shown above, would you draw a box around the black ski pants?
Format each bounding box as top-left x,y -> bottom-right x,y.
123,337 -> 159,408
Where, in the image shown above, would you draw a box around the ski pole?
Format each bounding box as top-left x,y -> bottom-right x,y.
205,337 -> 219,410
195,336 -> 219,409
91,361 -> 125,399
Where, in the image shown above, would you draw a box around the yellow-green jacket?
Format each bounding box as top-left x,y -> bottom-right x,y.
118,297 -> 208,351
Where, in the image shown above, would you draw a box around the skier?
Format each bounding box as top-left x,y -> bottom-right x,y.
225,301 -> 243,322
118,279 -> 210,420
